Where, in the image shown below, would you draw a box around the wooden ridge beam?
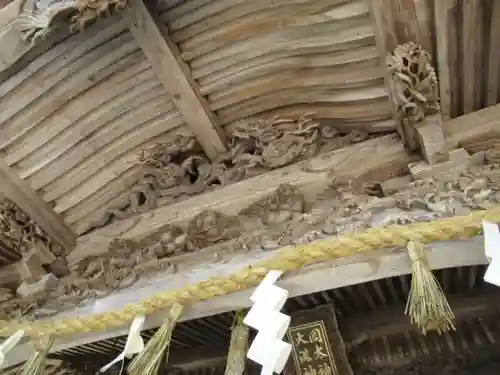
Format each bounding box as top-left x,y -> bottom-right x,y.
0,156 -> 76,252
122,0 -> 227,160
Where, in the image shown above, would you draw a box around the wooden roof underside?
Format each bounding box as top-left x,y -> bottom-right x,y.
0,0 -> 498,238
0,0 -> 500,369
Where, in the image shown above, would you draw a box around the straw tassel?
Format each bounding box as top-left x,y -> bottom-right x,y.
224,311 -> 249,375
405,240 -> 455,334
128,303 -> 183,375
20,337 -> 54,375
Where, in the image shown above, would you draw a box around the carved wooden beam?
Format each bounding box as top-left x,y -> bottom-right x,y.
121,0 -> 227,160
68,133 -> 414,261
0,157 -> 76,252
70,102 -> 500,262
1,236 -> 489,369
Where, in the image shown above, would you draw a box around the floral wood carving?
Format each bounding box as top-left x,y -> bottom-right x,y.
89,115 -> 369,233
1,151 -> 499,320
386,42 -> 440,151
14,0 -> 128,44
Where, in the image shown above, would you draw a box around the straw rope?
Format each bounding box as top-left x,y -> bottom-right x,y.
1,206 -> 498,339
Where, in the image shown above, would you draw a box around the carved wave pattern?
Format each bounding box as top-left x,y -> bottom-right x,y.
158,0 -> 394,131
0,18 -> 191,236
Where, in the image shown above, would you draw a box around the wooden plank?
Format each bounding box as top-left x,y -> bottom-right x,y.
287,306 -> 353,375
434,0 -> 455,119
414,114 -> 447,164
0,156 -> 76,251
122,0 -> 227,160
2,236 -> 488,369
486,0 -> 500,106
462,0 -> 482,114
342,291 -> 500,345
0,0 -> 33,73
366,0 -> 398,125
413,0 -> 433,53
445,102 -> 500,148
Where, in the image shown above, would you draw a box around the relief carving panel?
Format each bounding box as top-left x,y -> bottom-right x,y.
89,115 -> 370,232
1,147 -> 499,320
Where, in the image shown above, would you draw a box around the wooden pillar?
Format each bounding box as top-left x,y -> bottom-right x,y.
285,306 -> 353,375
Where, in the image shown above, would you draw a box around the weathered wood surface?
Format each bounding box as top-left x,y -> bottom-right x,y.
287,305 -> 353,375
0,157 -> 76,251
68,133 -> 413,260
1,236 -> 489,369
68,102 -> 500,261
0,0 -> 398,238
123,0 -> 227,159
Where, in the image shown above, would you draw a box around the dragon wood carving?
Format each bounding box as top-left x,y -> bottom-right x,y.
1,147 -> 499,320
89,115 -> 369,232
386,42 -> 440,151
14,0 -> 128,44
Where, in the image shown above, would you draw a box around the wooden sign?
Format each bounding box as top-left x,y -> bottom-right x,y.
285,305 -> 352,375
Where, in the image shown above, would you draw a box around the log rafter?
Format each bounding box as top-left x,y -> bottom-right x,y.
121,0 -> 228,160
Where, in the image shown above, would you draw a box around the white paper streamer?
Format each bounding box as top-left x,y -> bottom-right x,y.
483,220 -> 500,260
0,330 -> 24,368
482,220 -> 500,286
244,270 -> 292,375
100,316 -> 146,372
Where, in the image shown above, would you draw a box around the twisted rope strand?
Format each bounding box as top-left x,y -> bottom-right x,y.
2,206 -> 498,338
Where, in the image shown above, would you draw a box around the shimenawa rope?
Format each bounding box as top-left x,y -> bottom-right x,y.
1,206 -> 499,339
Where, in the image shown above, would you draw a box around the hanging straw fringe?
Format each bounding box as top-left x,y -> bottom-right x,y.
405,240 -> 455,334
224,311 -> 249,375
20,337 -> 54,375
128,303 -> 183,375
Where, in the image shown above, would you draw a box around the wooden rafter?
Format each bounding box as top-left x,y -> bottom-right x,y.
0,156 -> 76,252
487,0 -> 500,106
462,0 -> 482,114
122,0 -> 228,160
